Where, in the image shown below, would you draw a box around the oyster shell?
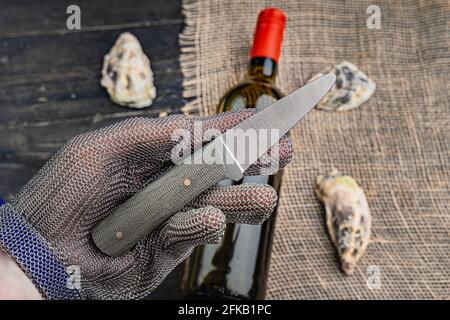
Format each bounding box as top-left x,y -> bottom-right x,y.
101,32 -> 156,108
315,169 -> 371,275
309,61 -> 375,111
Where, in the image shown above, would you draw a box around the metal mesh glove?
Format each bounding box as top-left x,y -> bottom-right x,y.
0,110 -> 292,300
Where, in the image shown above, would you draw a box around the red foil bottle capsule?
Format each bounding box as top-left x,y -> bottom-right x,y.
250,8 -> 286,63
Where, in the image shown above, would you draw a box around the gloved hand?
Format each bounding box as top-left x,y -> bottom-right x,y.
0,110 -> 292,300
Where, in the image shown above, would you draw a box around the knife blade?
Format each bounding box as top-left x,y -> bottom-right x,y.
92,73 -> 336,257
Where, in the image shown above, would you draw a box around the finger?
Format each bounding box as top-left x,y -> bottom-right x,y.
106,116 -> 188,162
66,116 -> 189,191
244,135 -> 292,176
186,184 -> 278,224
67,116 -> 188,170
198,109 -> 255,134
160,206 -> 226,250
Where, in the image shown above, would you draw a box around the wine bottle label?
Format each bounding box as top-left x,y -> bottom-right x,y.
229,95 -> 246,110
255,94 -> 277,111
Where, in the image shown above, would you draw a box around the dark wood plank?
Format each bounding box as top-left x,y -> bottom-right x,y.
0,23 -> 185,125
0,0 -> 182,37
0,23 -> 187,198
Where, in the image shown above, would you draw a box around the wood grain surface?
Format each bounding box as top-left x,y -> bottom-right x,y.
0,0 -> 186,300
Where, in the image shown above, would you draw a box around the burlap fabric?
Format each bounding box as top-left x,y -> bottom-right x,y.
179,0 -> 449,299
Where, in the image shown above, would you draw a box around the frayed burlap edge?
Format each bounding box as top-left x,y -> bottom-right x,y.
179,0 -> 203,116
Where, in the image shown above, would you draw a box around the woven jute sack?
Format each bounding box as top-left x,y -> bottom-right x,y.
179,0 -> 450,299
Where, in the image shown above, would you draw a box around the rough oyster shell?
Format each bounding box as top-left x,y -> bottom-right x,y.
315,169 -> 371,275
309,61 -> 376,111
101,32 -> 156,108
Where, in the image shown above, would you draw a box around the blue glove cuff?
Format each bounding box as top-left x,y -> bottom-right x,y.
0,204 -> 81,299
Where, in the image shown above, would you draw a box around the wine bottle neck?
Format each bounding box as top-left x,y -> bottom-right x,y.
247,57 -> 277,82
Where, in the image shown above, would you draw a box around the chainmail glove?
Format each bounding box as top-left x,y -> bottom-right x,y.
0,110 -> 292,300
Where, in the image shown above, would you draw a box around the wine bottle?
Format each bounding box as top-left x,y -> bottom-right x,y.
181,8 -> 286,300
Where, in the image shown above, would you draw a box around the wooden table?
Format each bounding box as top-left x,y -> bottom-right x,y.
0,0 -> 186,299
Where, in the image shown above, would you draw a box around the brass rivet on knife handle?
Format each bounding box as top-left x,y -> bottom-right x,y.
115,231 -> 124,240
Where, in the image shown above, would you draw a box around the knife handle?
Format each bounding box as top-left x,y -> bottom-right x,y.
91,160 -> 227,257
